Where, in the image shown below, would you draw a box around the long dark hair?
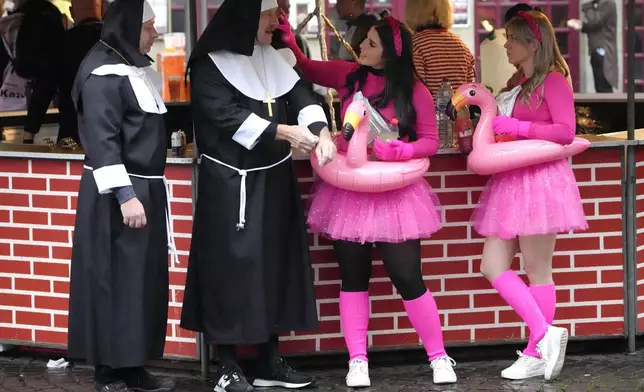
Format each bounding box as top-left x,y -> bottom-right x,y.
343,18 -> 418,141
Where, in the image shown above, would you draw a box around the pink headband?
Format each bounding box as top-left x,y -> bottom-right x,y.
384,16 -> 402,56
516,11 -> 542,42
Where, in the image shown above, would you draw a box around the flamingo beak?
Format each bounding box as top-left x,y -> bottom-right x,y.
446,90 -> 465,121
343,111 -> 360,141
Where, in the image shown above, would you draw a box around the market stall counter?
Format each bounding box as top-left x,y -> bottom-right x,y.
0,133 -> 642,361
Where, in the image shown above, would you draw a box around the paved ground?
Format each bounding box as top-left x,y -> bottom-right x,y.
1,348 -> 644,392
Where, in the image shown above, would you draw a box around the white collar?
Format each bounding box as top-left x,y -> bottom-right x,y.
208,45 -> 299,102
91,64 -> 167,115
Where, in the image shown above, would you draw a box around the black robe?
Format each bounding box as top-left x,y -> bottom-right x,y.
67,45 -> 170,368
180,53 -> 322,345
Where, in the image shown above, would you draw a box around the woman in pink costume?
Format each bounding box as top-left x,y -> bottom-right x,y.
278,16 -> 456,387
474,10 -> 588,381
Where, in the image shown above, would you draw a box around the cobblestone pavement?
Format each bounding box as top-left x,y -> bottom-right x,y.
1,349 -> 644,392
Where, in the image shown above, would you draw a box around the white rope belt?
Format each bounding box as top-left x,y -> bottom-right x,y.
83,165 -> 179,267
200,152 -> 292,230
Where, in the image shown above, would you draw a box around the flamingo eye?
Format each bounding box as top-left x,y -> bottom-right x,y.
469,90 -> 476,96
363,110 -> 367,116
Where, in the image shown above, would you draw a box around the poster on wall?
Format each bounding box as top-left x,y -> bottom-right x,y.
452,0 -> 469,28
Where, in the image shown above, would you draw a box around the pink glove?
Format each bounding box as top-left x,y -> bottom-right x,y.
492,116 -> 533,139
373,139 -> 414,161
277,17 -> 300,52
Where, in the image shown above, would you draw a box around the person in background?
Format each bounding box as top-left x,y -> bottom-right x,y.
67,1 -> 176,391
0,0 -> 64,143
406,0 -> 475,96
56,0 -> 102,144
568,0 -> 617,92
335,0 -> 379,61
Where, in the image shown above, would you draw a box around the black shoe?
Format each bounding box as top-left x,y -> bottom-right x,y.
252,358 -> 314,389
121,368 -> 176,392
95,381 -> 131,392
215,366 -> 255,392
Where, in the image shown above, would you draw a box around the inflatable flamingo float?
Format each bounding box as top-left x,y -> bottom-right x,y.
310,100 -> 430,193
446,84 -> 590,175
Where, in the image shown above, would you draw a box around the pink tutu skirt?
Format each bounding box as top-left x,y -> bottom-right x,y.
307,179 -> 442,244
472,158 -> 588,239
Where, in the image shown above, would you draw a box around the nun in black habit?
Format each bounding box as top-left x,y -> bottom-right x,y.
67,1 -> 176,391
179,0 -> 336,391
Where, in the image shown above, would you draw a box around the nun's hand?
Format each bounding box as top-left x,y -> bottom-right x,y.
121,198 -> 147,229
315,128 -> 336,167
277,16 -> 297,50
277,125 -> 319,154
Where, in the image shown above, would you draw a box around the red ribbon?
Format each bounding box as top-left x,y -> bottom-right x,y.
516,11 -> 542,42
384,16 -> 402,56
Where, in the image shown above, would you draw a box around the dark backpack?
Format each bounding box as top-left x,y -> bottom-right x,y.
14,0 -> 65,79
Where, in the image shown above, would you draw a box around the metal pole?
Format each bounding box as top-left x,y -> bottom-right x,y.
624,0 -> 637,355
185,0 -> 198,58
199,0 -> 208,35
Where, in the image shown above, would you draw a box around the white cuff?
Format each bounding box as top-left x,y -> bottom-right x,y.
298,104 -> 327,128
92,164 -> 132,194
232,113 -> 271,150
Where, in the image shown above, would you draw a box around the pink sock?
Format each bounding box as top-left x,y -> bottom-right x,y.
403,290 -> 447,361
339,291 -> 370,362
492,271 -> 549,356
523,283 -> 556,358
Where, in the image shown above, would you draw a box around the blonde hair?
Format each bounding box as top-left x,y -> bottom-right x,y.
405,0 -> 453,30
502,11 -> 569,106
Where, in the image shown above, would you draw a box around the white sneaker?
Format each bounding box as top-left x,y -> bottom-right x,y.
501,351 -> 546,380
346,359 -> 370,388
430,356 -> 457,384
536,325 -> 569,381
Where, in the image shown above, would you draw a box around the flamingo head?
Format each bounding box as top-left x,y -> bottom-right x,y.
446,83 -> 497,120
342,100 -> 368,141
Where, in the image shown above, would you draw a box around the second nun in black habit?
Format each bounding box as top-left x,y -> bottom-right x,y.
179,0 -> 336,391
67,1 -> 176,391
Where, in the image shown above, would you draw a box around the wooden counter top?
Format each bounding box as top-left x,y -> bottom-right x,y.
0,142 -> 194,165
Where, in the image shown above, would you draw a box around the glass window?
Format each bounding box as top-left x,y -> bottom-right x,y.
551,6 -> 569,29
171,10 -> 185,33
555,32 -> 569,55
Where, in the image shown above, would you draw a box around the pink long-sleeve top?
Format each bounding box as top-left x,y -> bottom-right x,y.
512,71 -> 576,145
294,57 -> 439,157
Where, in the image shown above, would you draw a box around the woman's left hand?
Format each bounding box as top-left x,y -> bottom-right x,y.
492,116 -> 532,138
315,128 -> 337,167
373,139 -> 414,161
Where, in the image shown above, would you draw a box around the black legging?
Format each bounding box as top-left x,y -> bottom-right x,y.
333,239 -> 427,301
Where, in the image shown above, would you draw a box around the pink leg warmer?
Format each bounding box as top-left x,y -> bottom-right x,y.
339,291 -> 370,362
492,271 -> 549,358
523,283 -> 557,358
403,290 -> 447,361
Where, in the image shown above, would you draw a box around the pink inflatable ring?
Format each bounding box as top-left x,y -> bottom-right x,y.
446,83 -> 590,175
310,100 -> 430,193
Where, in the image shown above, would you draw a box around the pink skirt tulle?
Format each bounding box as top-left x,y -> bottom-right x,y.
307,178 -> 442,244
472,158 -> 588,240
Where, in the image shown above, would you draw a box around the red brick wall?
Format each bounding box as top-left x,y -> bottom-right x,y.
0,148 -> 629,359
636,148 -> 644,333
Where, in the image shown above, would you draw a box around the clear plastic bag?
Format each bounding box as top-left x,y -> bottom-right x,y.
352,91 -> 396,145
